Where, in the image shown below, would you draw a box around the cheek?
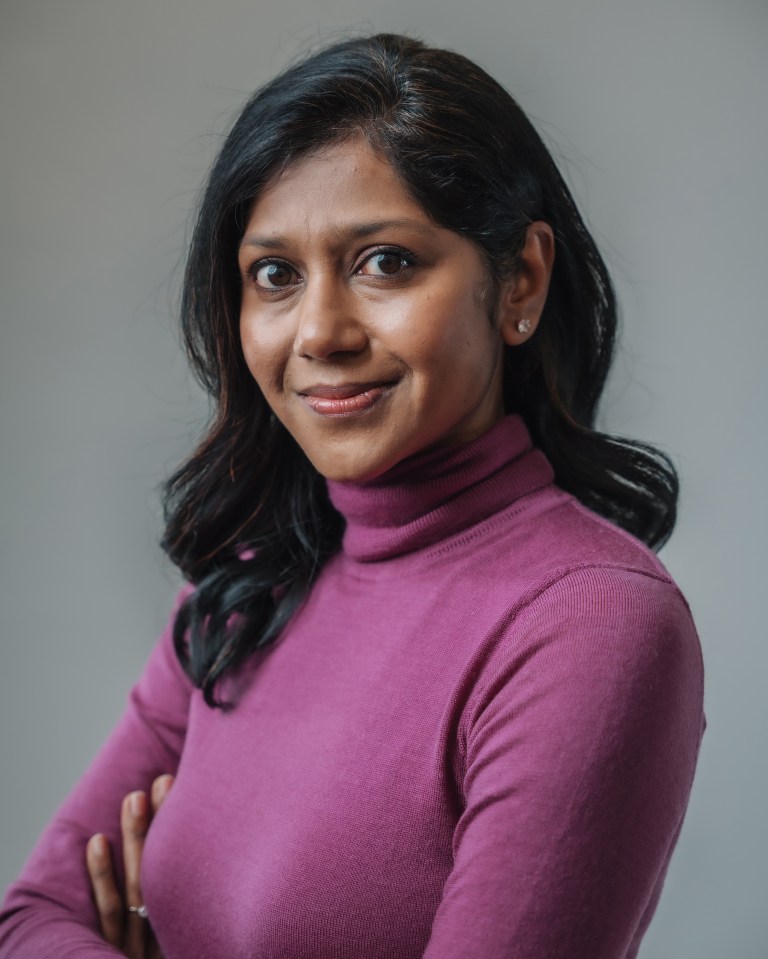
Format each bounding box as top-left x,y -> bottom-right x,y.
239,326 -> 260,382
403,293 -> 497,379
240,317 -> 285,394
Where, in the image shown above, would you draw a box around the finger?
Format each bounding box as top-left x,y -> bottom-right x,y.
148,937 -> 166,959
122,790 -> 149,957
150,774 -> 174,814
86,833 -> 124,947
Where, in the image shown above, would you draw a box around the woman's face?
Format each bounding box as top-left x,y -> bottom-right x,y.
238,137 -> 506,483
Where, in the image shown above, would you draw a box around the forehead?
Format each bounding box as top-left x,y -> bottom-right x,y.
241,137 -> 433,241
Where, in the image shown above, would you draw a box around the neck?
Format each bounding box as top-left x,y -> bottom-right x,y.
326,414 -> 555,562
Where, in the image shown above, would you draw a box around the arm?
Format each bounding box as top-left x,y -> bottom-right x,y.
423,567 -> 705,959
0,591 -> 194,959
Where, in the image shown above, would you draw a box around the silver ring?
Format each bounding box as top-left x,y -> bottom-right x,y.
128,904 -> 149,919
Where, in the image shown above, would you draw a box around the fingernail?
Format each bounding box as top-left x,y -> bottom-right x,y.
89,834 -> 106,857
129,791 -> 146,817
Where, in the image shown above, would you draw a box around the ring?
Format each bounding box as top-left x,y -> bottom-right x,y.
128,904 -> 149,919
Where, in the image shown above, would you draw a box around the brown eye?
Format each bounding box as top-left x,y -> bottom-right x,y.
358,249 -> 415,277
371,253 -> 402,275
253,261 -> 297,289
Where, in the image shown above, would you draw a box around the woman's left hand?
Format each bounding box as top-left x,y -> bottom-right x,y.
86,774 -> 174,958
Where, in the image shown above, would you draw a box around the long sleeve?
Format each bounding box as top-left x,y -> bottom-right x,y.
0,591 -> 194,959
1,417 -> 706,959
423,566 -> 705,959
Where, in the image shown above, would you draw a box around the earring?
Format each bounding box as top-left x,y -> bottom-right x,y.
516,317 -> 532,334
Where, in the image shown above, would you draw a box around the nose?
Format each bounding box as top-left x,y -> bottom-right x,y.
293,274 -> 368,360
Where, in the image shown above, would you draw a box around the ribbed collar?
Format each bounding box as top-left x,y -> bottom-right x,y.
326,415 -> 555,563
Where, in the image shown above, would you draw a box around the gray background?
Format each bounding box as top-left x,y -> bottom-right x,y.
1,0 -> 766,955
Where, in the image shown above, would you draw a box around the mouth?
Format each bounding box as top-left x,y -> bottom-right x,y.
298,381 -> 396,417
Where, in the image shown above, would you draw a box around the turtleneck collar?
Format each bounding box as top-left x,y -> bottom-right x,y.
326,415 -> 555,563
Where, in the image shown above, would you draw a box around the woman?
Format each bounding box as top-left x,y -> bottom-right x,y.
0,33 -> 705,959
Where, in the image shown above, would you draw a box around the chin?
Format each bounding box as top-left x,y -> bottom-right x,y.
314,460 -> 387,485
306,446 -> 399,484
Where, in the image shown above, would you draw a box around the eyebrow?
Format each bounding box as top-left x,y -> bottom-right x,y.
239,218 -> 435,251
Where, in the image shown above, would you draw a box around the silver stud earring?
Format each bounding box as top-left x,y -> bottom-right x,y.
516,317 -> 532,334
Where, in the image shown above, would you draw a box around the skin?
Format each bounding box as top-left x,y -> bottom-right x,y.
85,138 -> 554,956
86,775 -> 173,959
237,136 -> 554,482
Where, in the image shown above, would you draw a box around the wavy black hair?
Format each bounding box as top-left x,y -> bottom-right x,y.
163,33 -> 678,706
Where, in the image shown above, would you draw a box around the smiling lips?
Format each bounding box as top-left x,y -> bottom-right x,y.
299,382 -> 395,416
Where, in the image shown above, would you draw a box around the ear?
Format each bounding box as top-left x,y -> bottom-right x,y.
496,221 -> 555,346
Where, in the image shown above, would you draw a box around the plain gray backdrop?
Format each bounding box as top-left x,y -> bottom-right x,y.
1,1 -> 766,956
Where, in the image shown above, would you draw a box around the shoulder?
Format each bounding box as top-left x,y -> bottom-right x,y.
490,555 -> 699,680
496,484 -> 677,585
458,560 -> 705,792
512,561 -> 701,685
459,494 -> 705,744
466,485 -> 696,636
129,584 -> 196,721
519,494 -> 701,668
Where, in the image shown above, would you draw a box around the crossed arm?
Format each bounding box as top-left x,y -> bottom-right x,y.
3,572 -> 705,958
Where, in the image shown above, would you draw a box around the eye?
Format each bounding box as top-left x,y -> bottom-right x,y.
249,260 -> 300,290
357,248 -> 416,278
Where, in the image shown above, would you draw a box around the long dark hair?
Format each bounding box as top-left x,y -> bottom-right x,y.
163,33 -> 678,706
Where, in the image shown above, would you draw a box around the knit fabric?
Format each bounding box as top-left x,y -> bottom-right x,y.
0,415 -> 705,958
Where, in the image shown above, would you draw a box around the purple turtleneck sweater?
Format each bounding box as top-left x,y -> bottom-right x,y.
0,416 -> 705,959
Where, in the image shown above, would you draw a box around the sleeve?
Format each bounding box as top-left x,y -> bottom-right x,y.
422,566 -> 706,959
0,589 -> 195,959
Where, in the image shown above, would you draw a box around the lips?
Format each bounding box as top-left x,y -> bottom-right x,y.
298,381 -> 395,416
